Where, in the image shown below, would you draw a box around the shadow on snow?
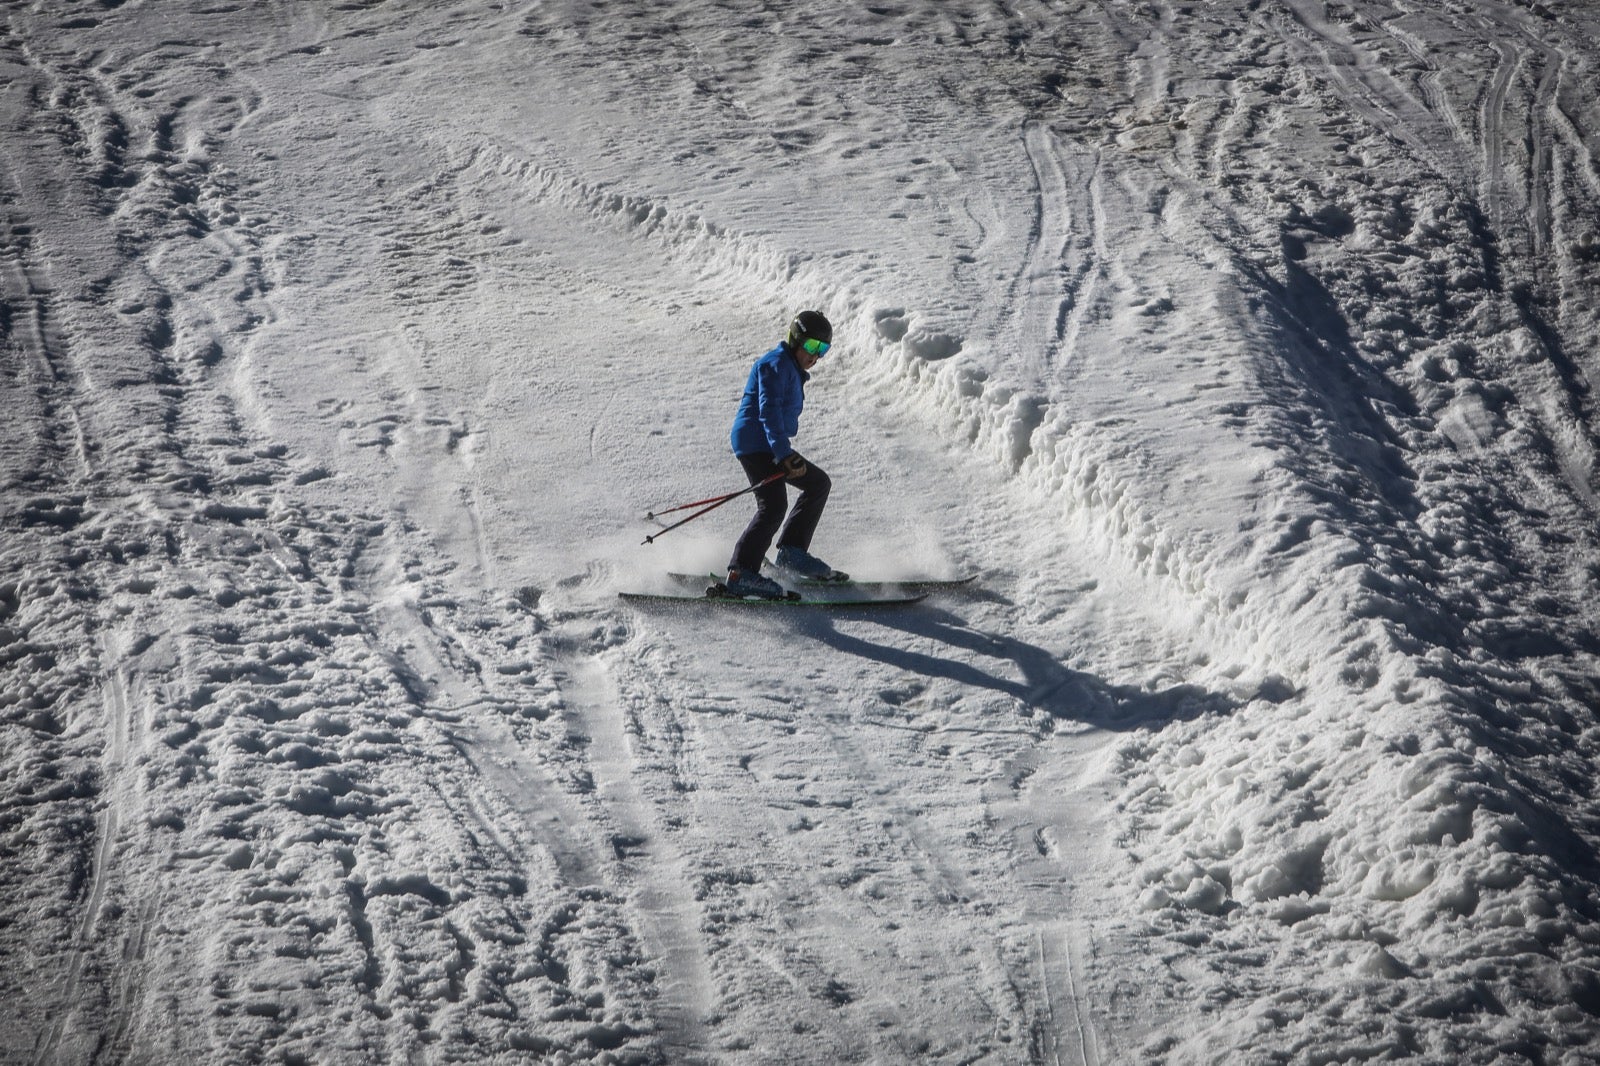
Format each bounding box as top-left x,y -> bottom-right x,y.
794,603 -> 1240,731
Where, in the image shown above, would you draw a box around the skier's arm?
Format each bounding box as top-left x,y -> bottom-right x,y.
756,360 -> 793,459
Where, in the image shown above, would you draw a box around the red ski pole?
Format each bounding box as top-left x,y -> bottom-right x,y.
642,472 -> 784,544
647,484 -> 756,520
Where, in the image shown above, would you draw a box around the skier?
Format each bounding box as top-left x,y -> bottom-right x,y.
723,310 -> 847,598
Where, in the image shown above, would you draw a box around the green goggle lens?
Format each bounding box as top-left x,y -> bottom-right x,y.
802,338 -> 830,356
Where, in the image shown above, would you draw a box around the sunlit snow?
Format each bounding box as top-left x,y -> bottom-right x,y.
4,1 -> 1600,1063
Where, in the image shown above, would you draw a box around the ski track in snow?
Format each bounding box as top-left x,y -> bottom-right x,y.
550,649 -> 716,1059
5,0 -> 1600,1063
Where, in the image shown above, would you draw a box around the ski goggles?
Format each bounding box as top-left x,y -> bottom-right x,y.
801,337 -> 830,357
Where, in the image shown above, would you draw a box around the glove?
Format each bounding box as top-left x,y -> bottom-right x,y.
780,453 -> 808,480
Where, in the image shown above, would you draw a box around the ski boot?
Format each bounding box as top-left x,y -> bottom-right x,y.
718,568 -> 787,600
774,546 -> 850,583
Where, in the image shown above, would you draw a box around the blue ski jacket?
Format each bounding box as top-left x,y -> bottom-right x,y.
730,343 -> 808,460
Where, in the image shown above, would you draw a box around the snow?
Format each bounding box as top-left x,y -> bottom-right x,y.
4,0 -> 1600,1062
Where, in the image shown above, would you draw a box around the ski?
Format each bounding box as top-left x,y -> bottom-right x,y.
620,587 -> 926,609
667,571 -> 975,594
787,573 -> 976,592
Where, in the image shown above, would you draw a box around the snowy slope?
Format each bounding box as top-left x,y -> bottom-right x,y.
4,0 -> 1600,1063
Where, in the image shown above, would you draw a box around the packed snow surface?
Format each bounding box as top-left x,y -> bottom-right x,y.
5,0 -> 1600,1062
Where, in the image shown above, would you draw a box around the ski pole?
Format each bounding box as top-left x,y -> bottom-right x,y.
646,484 -> 757,520
642,472 -> 784,545
644,472 -> 785,520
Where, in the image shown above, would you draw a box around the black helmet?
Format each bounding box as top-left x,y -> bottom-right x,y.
786,310 -> 832,351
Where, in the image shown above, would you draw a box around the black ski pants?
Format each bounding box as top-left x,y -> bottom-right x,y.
729,452 -> 831,575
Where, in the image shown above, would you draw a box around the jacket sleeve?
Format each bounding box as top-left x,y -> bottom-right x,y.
755,359 -> 794,459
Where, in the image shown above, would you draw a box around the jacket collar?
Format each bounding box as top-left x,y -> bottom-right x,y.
781,341 -> 811,381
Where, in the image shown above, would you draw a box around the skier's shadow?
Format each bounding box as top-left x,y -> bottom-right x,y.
799,604 -> 1239,730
